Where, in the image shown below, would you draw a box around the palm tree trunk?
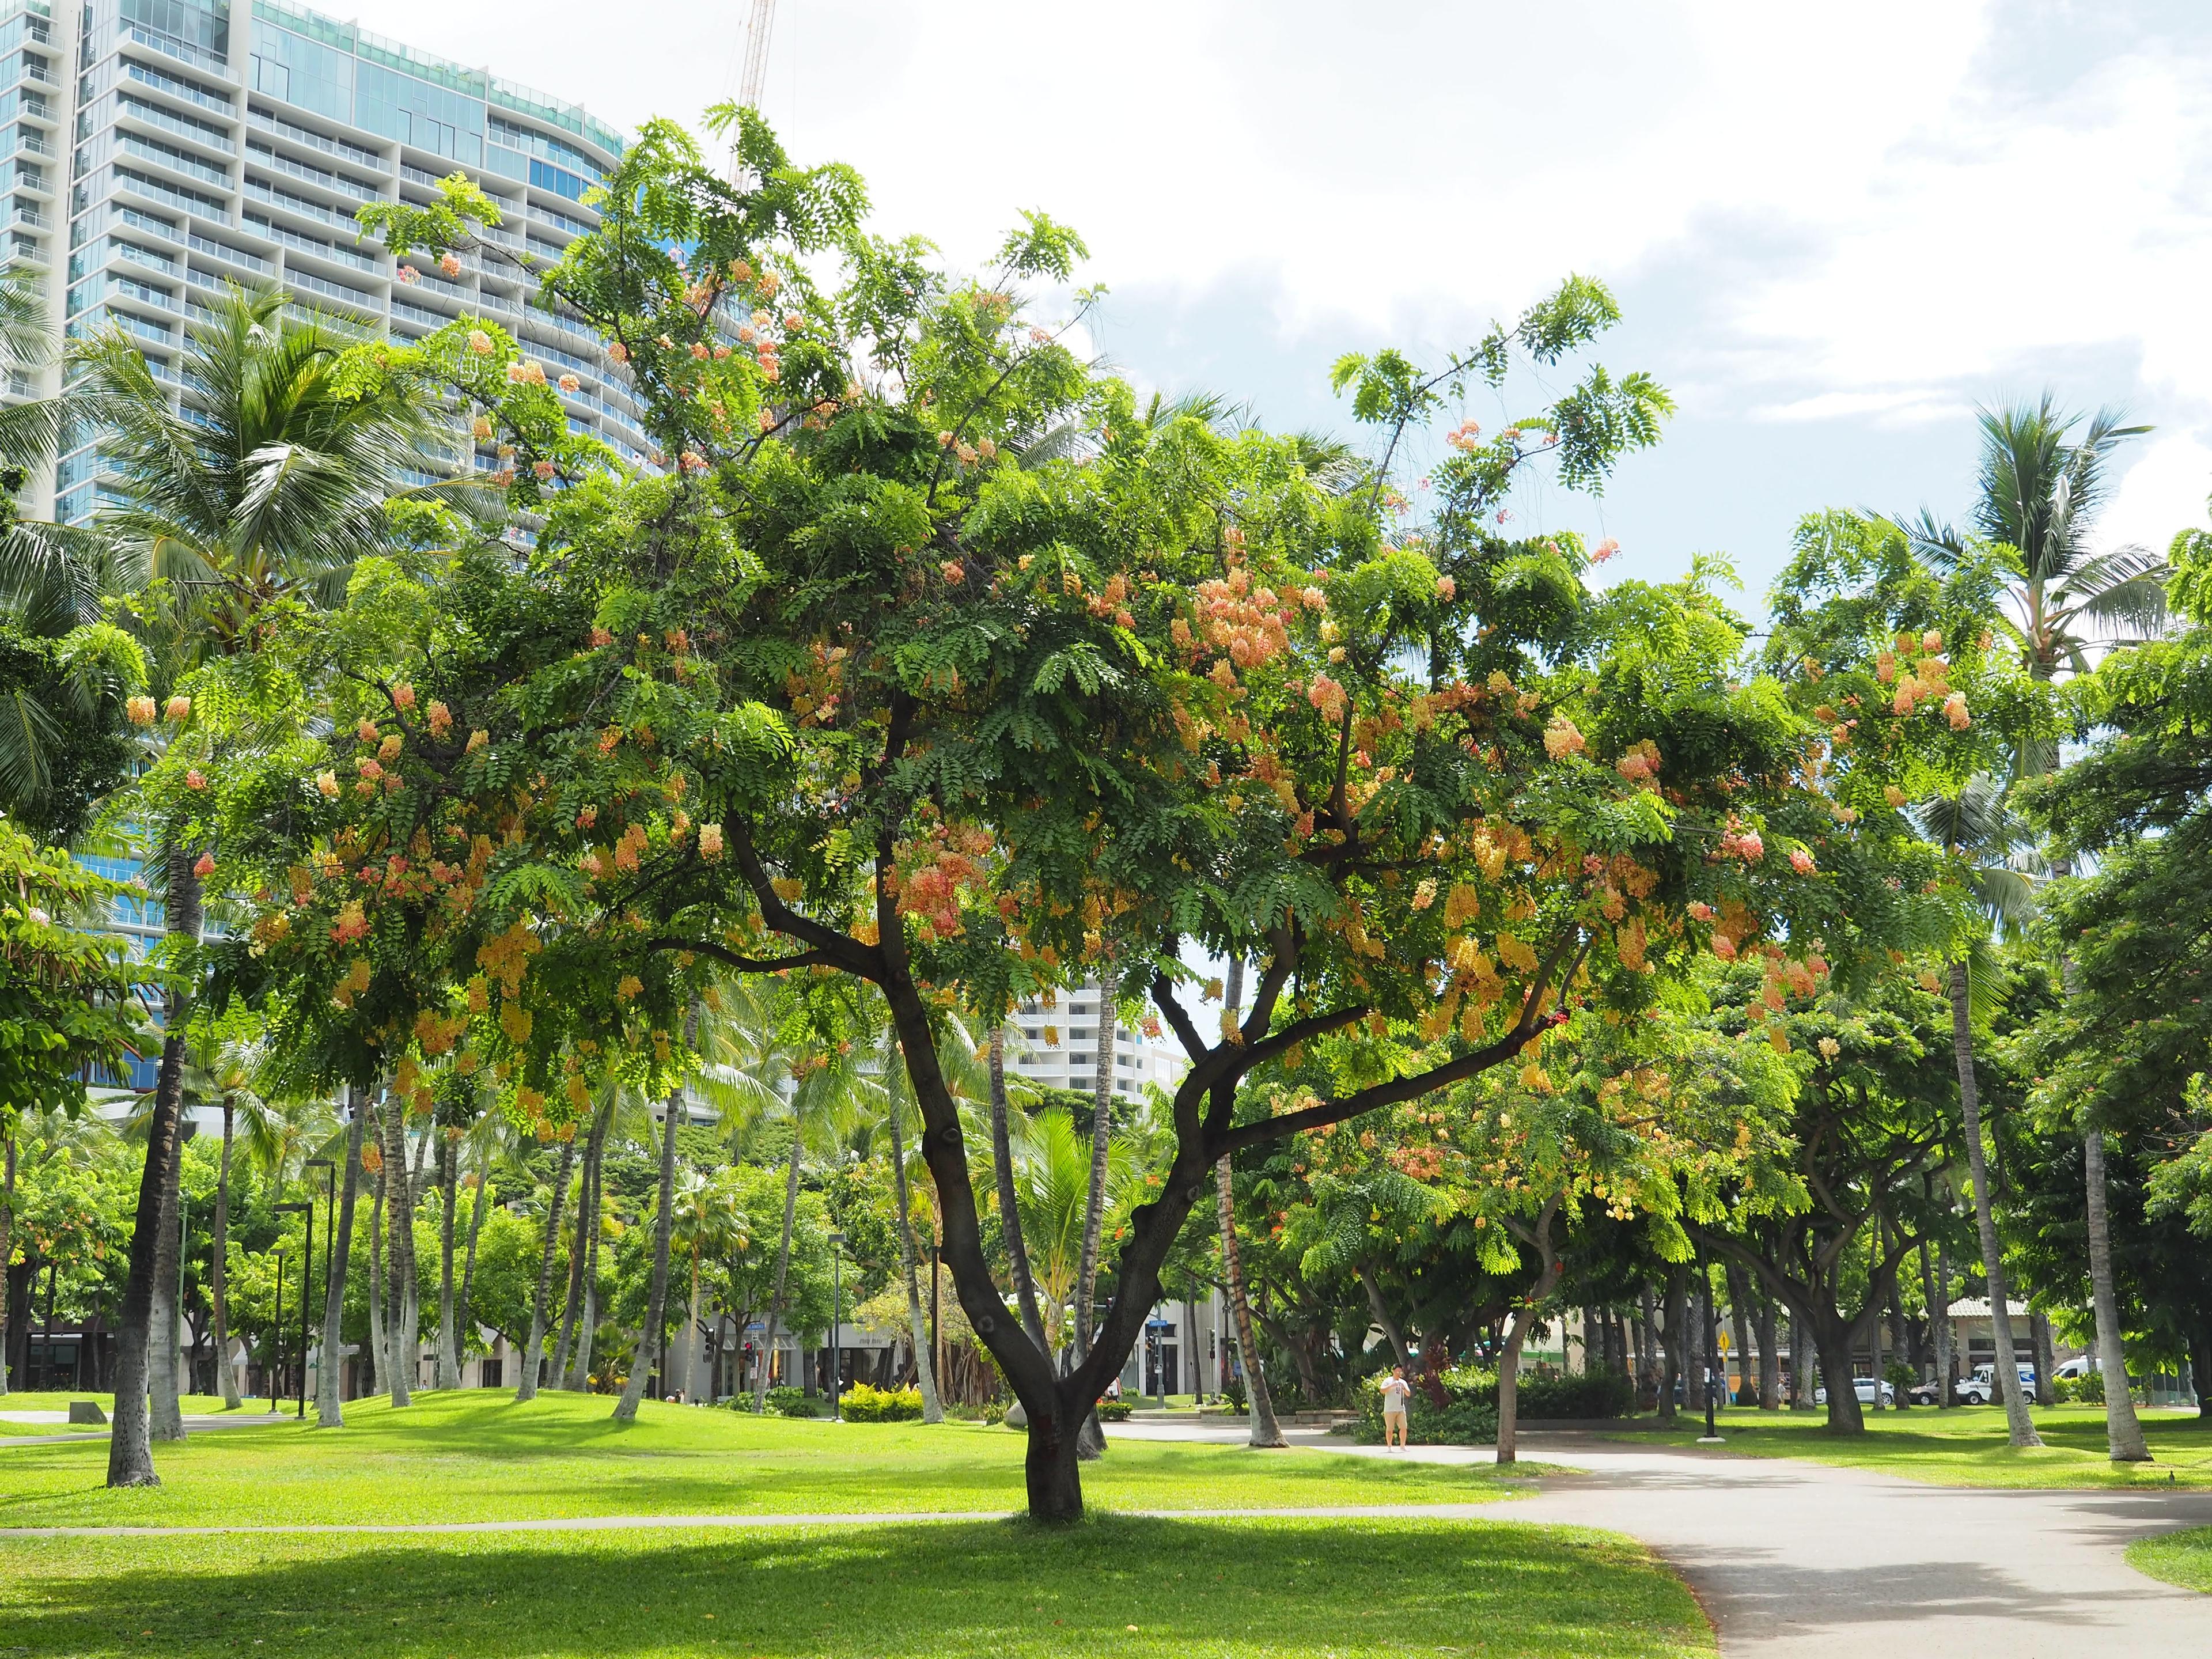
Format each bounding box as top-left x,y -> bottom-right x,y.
149,1033 -> 190,1438
550,1147 -> 589,1390
884,1096 -> 944,1422
2084,1130 -> 2150,1459
1932,1243 -> 1954,1408
435,1128 -> 461,1391
1070,982 -> 1119,1459
458,1153 -> 488,1374
315,1093 -> 366,1425
615,1089 -> 681,1422
212,1096 -> 240,1409
514,1136 -> 574,1404
1948,960 -> 2041,1446
752,1130 -> 802,1411
1216,1153 -> 1285,1447
381,1103 -> 416,1407
108,847 -> 199,1487
568,1115 -> 607,1391
1073,989 -> 1118,1356
365,1156 -> 387,1396
0,1133 -> 12,1397
988,1028 -> 1048,1353
566,1110 -> 610,1397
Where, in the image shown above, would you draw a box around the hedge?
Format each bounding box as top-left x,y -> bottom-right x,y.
1354,1366 -> 1633,1444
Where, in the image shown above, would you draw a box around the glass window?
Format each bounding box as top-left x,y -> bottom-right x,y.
251,26 -> 350,123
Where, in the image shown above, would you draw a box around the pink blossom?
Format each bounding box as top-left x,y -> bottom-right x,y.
1789,848 -> 1816,875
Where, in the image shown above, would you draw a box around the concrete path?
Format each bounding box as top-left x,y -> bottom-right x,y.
1121,1421 -> 2212,1656
0,1412 -> 288,1449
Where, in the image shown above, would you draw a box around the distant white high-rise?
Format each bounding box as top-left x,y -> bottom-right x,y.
1006,982 -> 1189,1101
6,0 -> 648,524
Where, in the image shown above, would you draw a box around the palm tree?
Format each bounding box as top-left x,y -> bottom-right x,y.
1916,777 -> 2046,1448
74,285 -> 449,1484
1908,398 -> 2166,1460
691,982 -> 869,1410
986,1028 -> 1049,1353
669,1169 -> 748,1400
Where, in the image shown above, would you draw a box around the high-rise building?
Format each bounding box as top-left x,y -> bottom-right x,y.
3,0 -> 649,524
1006,982 -> 1189,1101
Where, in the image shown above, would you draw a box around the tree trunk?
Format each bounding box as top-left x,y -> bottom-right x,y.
1757,1291 -> 1779,1409
1497,1205 -> 1563,1465
315,1093 -> 366,1425
211,1098 -> 241,1408
1024,1393 -> 1086,1521
1931,1243 -> 1953,1409
1809,1306 -> 1867,1434
1359,1263 -> 1411,1369
381,1103 -> 416,1407
1867,1214 -> 1887,1413
1948,960 -> 2041,1446
1658,1275 -> 1685,1423
459,1150 -> 489,1372
568,1118 -> 605,1391
2190,1320 -> 2212,1423
550,1121 -> 593,1391
988,1028 -> 1049,1354
0,1134 -> 12,1397
1727,1264 -> 1754,1406
2082,1130 -> 2149,1459
107,847 -> 200,1487
885,1096 -> 944,1423
150,1056 -> 188,1440
752,1130 -> 802,1411
514,1136 -> 574,1404
435,1128 -> 461,1391
1216,1153 -> 1285,1448
365,1151 -> 386,1397
615,1087 -> 682,1422
1070,980 -> 1119,1460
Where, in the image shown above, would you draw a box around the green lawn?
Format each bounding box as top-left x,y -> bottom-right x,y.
1624,1403 -> 2212,1487
2127,1525 -> 2212,1594
0,1388 -> 1554,1528
0,1514 -> 1711,1659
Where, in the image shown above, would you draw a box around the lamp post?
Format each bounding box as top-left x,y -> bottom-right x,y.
275,1202 -> 312,1419
828,1230 -> 846,1421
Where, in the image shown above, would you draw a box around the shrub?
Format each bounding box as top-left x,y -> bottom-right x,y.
1096,1399 -> 1134,1422
840,1383 -> 925,1422
1352,1363 -> 1632,1444
767,1386 -> 816,1418
1222,1373 -> 1248,1412
2054,1371 -> 2105,1405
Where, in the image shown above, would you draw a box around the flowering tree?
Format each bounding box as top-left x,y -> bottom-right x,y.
194,109 -> 1941,1520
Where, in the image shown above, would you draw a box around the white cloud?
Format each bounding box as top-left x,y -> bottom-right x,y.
2099,431 -> 2212,557
335,0 -> 2212,570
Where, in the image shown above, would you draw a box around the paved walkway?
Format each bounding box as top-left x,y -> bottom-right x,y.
1121,1421 -> 2212,1656
2,1414 -> 2205,1654
0,1411 -> 287,1449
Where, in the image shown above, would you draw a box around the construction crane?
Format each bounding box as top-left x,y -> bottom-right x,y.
737,0 -> 777,110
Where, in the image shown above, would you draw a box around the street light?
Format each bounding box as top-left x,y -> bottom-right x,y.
275,1202 -> 312,1419
828,1231 -> 846,1421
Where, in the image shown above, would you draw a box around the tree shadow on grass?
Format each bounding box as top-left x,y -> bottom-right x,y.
0,1515 -> 1711,1659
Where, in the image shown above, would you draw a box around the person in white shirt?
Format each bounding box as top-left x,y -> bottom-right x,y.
1379,1364 -> 1413,1449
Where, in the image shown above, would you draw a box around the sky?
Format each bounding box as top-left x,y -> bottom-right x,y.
351,0 -> 2212,608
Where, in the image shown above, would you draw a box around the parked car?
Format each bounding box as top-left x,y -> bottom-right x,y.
2053,1355 -> 2097,1380
1906,1377 -> 1944,1405
1955,1362 -> 2037,1405
1813,1376 -> 1895,1407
